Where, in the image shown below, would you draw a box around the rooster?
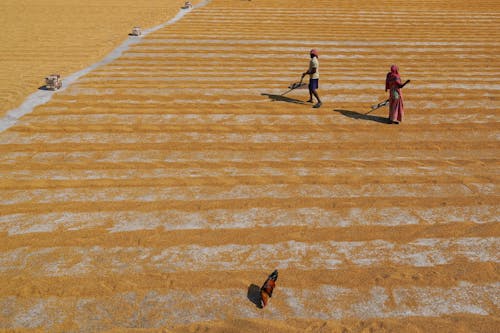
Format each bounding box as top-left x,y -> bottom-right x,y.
260,269 -> 278,308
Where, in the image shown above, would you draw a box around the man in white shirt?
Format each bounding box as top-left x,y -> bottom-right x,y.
302,49 -> 322,108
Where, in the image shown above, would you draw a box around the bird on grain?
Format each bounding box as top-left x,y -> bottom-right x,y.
260,270 -> 278,308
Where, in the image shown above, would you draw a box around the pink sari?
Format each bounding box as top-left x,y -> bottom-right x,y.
385,65 -> 404,123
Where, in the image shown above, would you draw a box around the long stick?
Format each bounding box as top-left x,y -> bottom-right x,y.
368,99 -> 389,112
281,77 -> 305,96
368,79 -> 411,113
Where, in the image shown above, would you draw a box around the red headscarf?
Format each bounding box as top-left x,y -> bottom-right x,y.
386,64 -> 400,90
310,49 -> 319,58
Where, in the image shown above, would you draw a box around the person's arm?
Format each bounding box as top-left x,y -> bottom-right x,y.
302,66 -> 317,78
399,79 -> 410,89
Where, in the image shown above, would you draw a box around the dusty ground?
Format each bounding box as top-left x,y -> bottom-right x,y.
0,0 -> 499,332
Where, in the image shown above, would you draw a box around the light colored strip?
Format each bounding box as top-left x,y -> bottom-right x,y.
71,102 -> 487,111
0,0 -> 212,133
2,166 -> 484,180
105,60 -> 500,73
140,38 -> 500,46
55,97 -> 495,109
1,238 -> 498,275
67,82 -> 500,91
0,183 -> 483,206
180,18 -> 498,26
1,130 -> 496,145
17,113 -> 500,125
195,10 -> 499,16
403,99 -> 498,110
189,18 -> 497,25
165,14 -> 499,23
50,87 -> 498,105
150,32 -> 500,42
129,45 -> 497,53
1,283 -> 498,329
121,52 -> 495,60
281,282 -> 499,318
77,76 -> 303,83
1,149 -> 496,165
85,72 -> 500,81
198,8 -> 500,16
0,205 -> 497,235
53,87 -> 379,95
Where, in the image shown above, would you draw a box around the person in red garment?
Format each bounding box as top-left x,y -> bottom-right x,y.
385,65 -> 405,124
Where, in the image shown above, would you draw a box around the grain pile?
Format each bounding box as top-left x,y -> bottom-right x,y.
0,0 -> 499,332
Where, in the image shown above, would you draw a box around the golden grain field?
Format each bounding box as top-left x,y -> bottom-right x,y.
0,0 -> 499,332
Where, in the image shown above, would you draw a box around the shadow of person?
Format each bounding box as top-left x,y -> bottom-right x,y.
247,284 -> 262,308
38,85 -> 50,91
334,109 -> 390,124
261,93 -> 306,105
